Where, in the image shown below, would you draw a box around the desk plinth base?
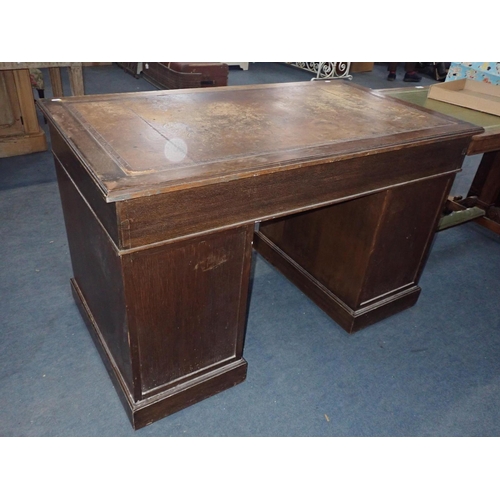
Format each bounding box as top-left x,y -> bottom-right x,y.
71,278 -> 248,430
254,232 -> 421,333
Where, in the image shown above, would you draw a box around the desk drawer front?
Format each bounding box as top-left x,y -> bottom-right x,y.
118,138 -> 468,249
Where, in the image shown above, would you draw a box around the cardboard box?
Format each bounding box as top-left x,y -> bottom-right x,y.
428,79 -> 500,117
350,62 -> 374,73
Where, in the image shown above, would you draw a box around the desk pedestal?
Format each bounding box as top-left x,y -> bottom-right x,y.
255,175 -> 453,333
56,157 -> 455,428
56,163 -> 252,429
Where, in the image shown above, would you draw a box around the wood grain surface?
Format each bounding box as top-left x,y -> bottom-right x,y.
39,81 -> 482,201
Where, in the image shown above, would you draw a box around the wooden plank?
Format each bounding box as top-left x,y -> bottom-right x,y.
0,71 -> 23,136
475,215 -> 500,235
0,71 -> 14,126
69,65 -> 84,96
0,130 -> 47,158
0,62 -> 79,70
48,67 -> 64,97
12,69 -> 39,134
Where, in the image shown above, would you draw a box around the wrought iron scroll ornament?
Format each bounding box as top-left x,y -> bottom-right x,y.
288,62 -> 352,80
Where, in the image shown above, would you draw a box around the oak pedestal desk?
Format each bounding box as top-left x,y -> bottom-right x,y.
38,81 -> 482,429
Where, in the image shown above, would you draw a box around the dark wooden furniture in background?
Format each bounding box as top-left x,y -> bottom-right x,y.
38,81 -> 481,428
116,62 -> 229,88
142,62 -> 229,90
376,86 -> 500,235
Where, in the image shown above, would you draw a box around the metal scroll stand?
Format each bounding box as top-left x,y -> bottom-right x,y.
310,62 -> 353,81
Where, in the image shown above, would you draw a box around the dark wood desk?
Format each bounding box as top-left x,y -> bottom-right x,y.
39,81 -> 481,429
376,86 -> 500,234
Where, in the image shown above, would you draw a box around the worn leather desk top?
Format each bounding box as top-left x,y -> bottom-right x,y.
39,81 -> 482,202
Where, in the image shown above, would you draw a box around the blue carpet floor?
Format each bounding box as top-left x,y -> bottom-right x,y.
1,63 -> 499,438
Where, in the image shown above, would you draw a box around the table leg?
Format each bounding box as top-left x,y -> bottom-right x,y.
12,69 -> 40,134
468,150 -> 500,208
69,64 -> 85,96
48,67 -> 64,97
254,175 -> 454,333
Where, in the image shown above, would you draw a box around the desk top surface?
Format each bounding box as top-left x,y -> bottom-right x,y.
39,81 -> 482,202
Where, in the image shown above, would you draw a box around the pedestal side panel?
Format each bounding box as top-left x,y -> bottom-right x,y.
122,226 -> 253,398
50,124 -> 120,246
55,161 -> 134,394
258,190 -> 388,308
359,175 -> 453,305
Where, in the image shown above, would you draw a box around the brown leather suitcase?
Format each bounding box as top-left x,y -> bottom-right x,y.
142,62 -> 229,89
